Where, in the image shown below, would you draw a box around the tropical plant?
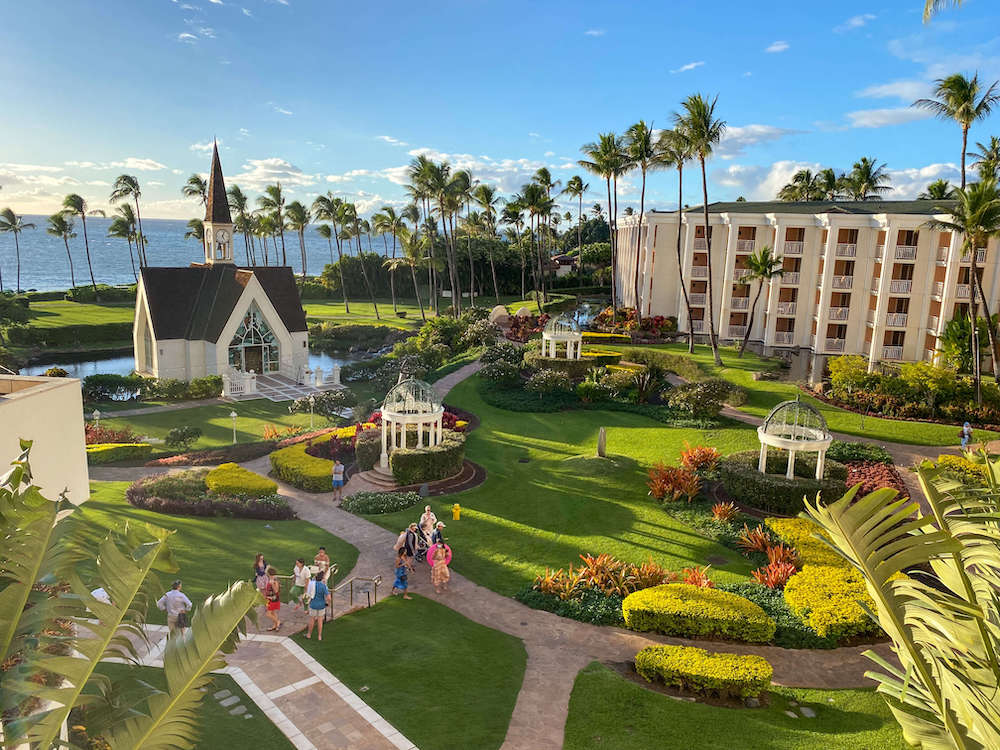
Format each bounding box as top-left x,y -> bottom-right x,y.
841,156 -> 892,200
579,132 -> 627,309
777,169 -> 824,201
737,245 -> 784,357
227,184 -> 255,265
624,120 -> 661,322
108,203 -> 139,281
341,202 -> 380,319
62,193 -> 103,297
45,212 -> 77,289
920,178 -> 958,200
184,218 -> 204,244
312,193 -> 349,310
109,175 -> 147,266
285,200 -> 310,278
182,173 -> 208,206
0,208 -> 36,293
970,135 -> 1000,181
473,184 -> 503,303
711,501 -> 739,522
657,128 -> 698,352
562,175 -> 588,256
257,183 -> 287,265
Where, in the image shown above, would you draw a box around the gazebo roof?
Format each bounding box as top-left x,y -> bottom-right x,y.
760,397 -> 831,443
382,377 -> 442,416
543,314 -> 581,336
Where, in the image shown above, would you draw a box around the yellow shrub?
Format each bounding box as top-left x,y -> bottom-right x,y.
635,644 -> 773,699
269,443 -> 333,492
936,454 -> 987,486
332,422 -> 377,441
205,462 -> 277,498
783,564 -> 879,639
85,443 -> 152,465
622,583 -> 775,642
765,517 -> 845,567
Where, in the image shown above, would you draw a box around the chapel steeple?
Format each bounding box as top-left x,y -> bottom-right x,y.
203,140 -> 234,264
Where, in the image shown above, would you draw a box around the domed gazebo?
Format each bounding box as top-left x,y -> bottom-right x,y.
379,377 -> 445,469
757,397 -> 832,479
541,314 -> 583,359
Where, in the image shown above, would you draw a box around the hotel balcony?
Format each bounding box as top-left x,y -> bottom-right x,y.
871,276 -> 880,292
774,331 -> 795,345
690,319 -> 704,332
927,315 -> 939,331
783,241 -> 803,256
886,312 -> 908,327
691,265 -> 709,278
781,271 -> 800,285
894,245 -> 917,260
936,247 -> 948,263
693,238 -> 708,250
875,245 -> 885,262
889,279 -> 912,294
835,243 -> 857,257
832,275 -> 853,290
956,284 -> 971,299
736,239 -> 756,252
828,307 -> 850,321
933,281 -> 945,297
776,301 -> 796,315
689,292 -> 706,306
925,348 -> 938,361
960,248 -> 987,263
730,297 -> 750,310
728,325 -> 747,338
882,345 -> 904,360
734,269 -> 754,283
825,338 -> 846,352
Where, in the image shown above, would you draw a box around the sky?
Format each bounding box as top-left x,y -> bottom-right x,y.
2,0 -> 1000,220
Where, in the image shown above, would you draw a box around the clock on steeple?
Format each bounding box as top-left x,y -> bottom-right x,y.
203,140 -> 235,265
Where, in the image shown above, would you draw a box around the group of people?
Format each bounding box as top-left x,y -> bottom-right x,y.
251,547 -> 337,640
392,505 -> 453,598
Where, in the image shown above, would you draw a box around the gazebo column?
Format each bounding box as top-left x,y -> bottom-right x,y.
786,450 -> 796,479
380,419 -> 389,468
758,443 -> 767,473
417,421 -> 423,448
815,449 -> 826,480
436,415 -> 443,445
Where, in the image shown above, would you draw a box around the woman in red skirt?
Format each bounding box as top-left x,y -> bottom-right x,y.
264,566 -> 282,631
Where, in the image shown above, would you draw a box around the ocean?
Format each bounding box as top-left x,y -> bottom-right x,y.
0,215 -> 397,292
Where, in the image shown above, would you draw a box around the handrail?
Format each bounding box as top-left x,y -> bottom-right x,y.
334,574 -> 383,609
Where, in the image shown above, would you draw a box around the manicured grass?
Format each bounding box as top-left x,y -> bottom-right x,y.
364,376 -> 758,596
26,300 -> 135,327
91,663 -> 294,749
303,299 -> 425,329
79,482 -> 358,625
295,595 -> 526,750
651,343 -> 995,446
504,292 -> 573,314
564,662 -> 907,750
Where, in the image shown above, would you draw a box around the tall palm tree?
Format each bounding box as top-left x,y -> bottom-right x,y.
285,200 -> 310,278
472,184 -> 502,303
561,175 -> 588,254
62,193 -> 102,296
919,179 -> 958,199
914,73 -> 1000,189
502,201 -> 527,299
107,214 -> 138,282
182,173 -> 208,206
109,175 -> 147,266
46,212 -> 77,288
842,156 -> 892,200
227,184 -> 254,266
374,206 -> 406,312
426,161 -> 462,316
676,93 -> 726,366
255,212 -> 275,265
184,218 -> 205,243
971,135 -> 1000,180
342,202 -> 380,319
451,169 -> 478,306
0,208 -> 36,292
926,178 -> 1000,402
737,245 -> 784,357
257,183 -> 287,265
312,193 -> 350,312
659,128 -> 697,353
395,226 -> 429,321
625,120 -> 662,320
579,133 -> 627,310
777,169 -> 823,201
817,168 -> 842,200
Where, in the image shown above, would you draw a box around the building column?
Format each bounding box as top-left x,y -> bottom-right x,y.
763,223 -> 784,350
786,450 -> 796,479
678,217 -> 697,335
758,443 -> 767,473
813,222 -> 839,365
417,421 -> 423,448
380,419 -> 388,468
717,219 -> 738,341
816,449 -> 826,480
868,223 -> 896,372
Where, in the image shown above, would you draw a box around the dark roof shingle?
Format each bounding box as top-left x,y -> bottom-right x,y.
204,141 -> 232,224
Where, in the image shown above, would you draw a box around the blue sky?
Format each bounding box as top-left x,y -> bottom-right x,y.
2,0 -> 1000,219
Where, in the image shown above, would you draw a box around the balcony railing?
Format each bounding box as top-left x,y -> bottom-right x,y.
781,271 -> 800,285
829,307 -> 850,321
776,301 -> 796,315
927,314 -> 939,331
783,241 -> 803,255
774,331 -> 795,345
730,297 -> 750,310
876,244 -> 886,259
956,284 -> 971,299
895,245 -> 917,260
886,312 -> 909,327
889,279 -> 913,294
936,247 -> 948,263
832,275 -> 853,289
825,338 -> 846,352
733,269 -> 754,283
736,239 -> 756,252
836,243 -> 858,257
882,345 -> 904,360
689,292 -> 706,306
933,281 -> 944,297
925,348 -> 937,362
866,311 -> 875,326
728,325 -> 747,338
691,265 -> 708,278
960,249 -> 987,263
693,238 -> 708,250
690,319 -> 704,332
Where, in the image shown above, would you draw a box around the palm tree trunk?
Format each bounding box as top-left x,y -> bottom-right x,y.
279,220 -> 287,265
355,224 -> 379,319
675,165 -> 695,353
577,193 -> 583,252
634,167 -> 646,322
489,247 -> 500,305
299,229 -> 307,279
700,156 -> 722,366
529,216 -> 542,313
410,265 -> 425,321
62,236 -> 77,288
14,233 -> 20,292
739,282 -> 764,357
961,126 -> 969,191
606,177 -> 616,309
520,248 -> 526,300
125,237 -> 137,283
81,215 -> 99,299
133,199 -> 147,267
973,258 -> 1000,384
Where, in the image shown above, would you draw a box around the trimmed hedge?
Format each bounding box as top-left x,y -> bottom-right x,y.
146,440 -> 277,467
826,440 -> 893,465
620,347 -> 705,381
269,442 -> 333,492
783,564 -> 881,640
764,517 -> 845,567
389,431 -> 466,485
7,321 -> 133,347
205,463 -> 278,498
523,347 -> 593,380
718,582 -> 839,649
86,442 -> 152,465
622,583 -> 776,642
937,453 -> 987,486
635,644 -> 773,699
354,430 -> 381,472
719,451 -> 848,515
514,586 -> 625,626
126,471 -> 294,520
341,491 -> 422,514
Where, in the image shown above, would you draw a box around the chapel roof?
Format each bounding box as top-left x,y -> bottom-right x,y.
204,141 -> 233,225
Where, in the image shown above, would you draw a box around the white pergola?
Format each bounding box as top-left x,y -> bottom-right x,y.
379,377 -> 445,470
757,398 -> 832,480
541,315 -> 583,359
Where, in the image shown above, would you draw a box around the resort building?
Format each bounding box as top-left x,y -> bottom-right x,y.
133,144 -> 309,384
615,200 -> 999,375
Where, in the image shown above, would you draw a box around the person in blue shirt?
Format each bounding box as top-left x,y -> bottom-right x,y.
305,570 -> 330,640
392,550 -> 412,600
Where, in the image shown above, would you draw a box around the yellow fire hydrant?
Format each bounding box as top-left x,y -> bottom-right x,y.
452,503 -> 461,520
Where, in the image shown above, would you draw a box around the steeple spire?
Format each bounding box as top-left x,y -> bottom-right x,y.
205,140 -> 232,224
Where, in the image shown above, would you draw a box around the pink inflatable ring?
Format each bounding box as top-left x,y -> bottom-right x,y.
427,543 -> 452,566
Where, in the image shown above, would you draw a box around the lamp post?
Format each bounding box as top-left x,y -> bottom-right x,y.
308,395 -> 315,430
230,410 -> 238,445
93,409 -> 101,428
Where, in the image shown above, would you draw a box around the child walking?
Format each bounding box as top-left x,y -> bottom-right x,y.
430,543 -> 451,594
392,551 -> 412,600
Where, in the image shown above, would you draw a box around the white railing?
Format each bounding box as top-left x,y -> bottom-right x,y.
734,269 -> 754,283
936,247 -> 948,262
925,348 -> 937,362
836,243 -> 857,257
882,345 -> 904,360
783,241 -> 804,255
728,325 -> 747,338
889,279 -> 913,294
934,281 -> 945,297
222,369 -> 258,397
776,301 -> 796,315
314,365 -> 342,388
825,338 -> 846,352
956,284 -> 971,299
693,238 -> 708,250
876,244 -> 886,258
736,239 -> 756,252
960,249 -> 987,263
927,315 -> 939,331
690,319 -> 704,332
691,265 -> 708,278
886,312 -> 908,327
296,364 -> 314,385
832,275 -> 853,289
774,331 -> 795,345
781,272 -> 800,285
895,245 -> 917,260
866,311 -> 875,325
829,307 -> 850,321
730,297 -> 750,310
689,292 -> 706,306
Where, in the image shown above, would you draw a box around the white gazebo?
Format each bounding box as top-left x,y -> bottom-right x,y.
757,398 -> 832,479
541,314 -> 583,359
379,378 -> 445,469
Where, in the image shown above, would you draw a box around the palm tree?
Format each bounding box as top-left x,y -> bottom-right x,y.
579,133 -> 627,309
737,245 -> 784,357
255,212 -> 275,265
926,178 -> 1000,403
185,218 -> 205,243
395,226 -> 429,321
817,168 -> 841,200
971,135 -> 1000,180
46,212 -> 77,288
591,203 -> 604,219
227,184 -> 254,265
562,175 -> 588,254
502,201 -> 527,299
0,208 -> 36,292
842,157 -> 892,200
313,193 -> 350,312
625,120 -> 662,321
285,200 -> 310,279
374,206 -> 407,311
676,93 -> 726,366
257,183 -> 287,265
777,169 -> 823,201
342,202 -> 380,319
110,175 -> 147,266
62,193 -> 102,296
919,179 -> 958,199
914,73 -> 1000,189
107,214 -> 138,282
659,128 -> 698,353
924,0 -> 966,20
452,170 -> 479,306
426,161 -> 462,316
473,184 -> 502,303
182,173 -> 208,206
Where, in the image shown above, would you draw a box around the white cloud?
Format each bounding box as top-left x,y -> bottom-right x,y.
172,168 -> 184,175
376,135 -> 409,147
272,105 -> 293,116
528,132 -> 541,138
716,124 -> 799,158
148,180 -> 165,186
1,162 -> 64,173
544,151 -> 555,157
713,160 -> 823,200
110,157 -> 168,171
65,160 -> 98,169
189,140 -> 220,154
584,29 -> 605,37
177,32 -> 197,43
242,6 -> 253,15
326,169 -> 374,184
209,0 -> 223,4
765,41 -> 789,53
231,157 -> 318,190
886,163 -> 961,198
671,61 -> 704,74
846,107 -> 932,128
85,180 -> 109,186
197,26 -> 216,38
856,79 -> 933,101
834,13 -> 876,32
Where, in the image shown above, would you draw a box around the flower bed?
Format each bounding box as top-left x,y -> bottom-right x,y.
85,423 -> 140,445
936,454 -> 987,486
718,582 -> 839,649
634,644 -> 772,700
341,491 -> 422,514
86,442 -> 152,465
146,440 -> 277,467
622,583 -> 776,642
126,469 -> 294,520
846,461 -> 908,498
764,517 -> 845,567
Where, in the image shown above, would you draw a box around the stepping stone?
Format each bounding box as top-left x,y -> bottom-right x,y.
800,707 -> 816,718
229,705 -> 248,716
213,690 -> 232,700
243,715 -> 253,719
219,696 -> 240,707
784,711 -> 798,719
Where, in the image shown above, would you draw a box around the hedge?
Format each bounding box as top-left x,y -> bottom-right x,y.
86,443 -> 152,465
66,284 -> 136,303
718,582 -> 840,649
341,491 -> 422,514
523,347 -> 593,380
620,347 -> 706,381
936,454 -> 987,486
783,564 -> 882,640
622,583 -> 776,642
355,430 -> 381,471
269,442 -> 334,492
7,322 -> 134,347
634,644 -> 773,699
126,472 -> 294,520
826,440 -> 893,465
205,463 -> 278,498
389,431 -> 466,485
764,517 -> 845,567
514,586 -> 625,626
719,451 -> 848,515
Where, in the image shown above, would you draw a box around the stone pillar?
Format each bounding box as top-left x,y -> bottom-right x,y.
417,421 -> 423,448
332,365 -> 342,386
758,443 -> 767,473
815,450 -> 826,480
380,419 -> 389,469
786,450 -> 796,479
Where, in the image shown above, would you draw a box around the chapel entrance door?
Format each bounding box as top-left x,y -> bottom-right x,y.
244,346 -> 263,374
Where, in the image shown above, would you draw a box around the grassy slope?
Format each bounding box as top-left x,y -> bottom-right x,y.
92,663 -> 294,750
295,595 -> 525,750
79,482 -> 358,625
26,300 -> 135,327
364,376 -> 757,595
564,662 -> 906,750
652,342 -> 991,446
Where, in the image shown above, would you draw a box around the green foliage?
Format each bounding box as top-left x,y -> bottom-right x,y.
718,582 -> 840,649
479,360 -> 521,386
620,347 -> 706,381
288,389 -> 358,423
65,284 -> 136,302
827,354 -> 870,392
523,347 -> 593,379
622,583 -> 776,642
514,586 -> 625,626
480,341 -> 524,368
269,442 -> 333,492
186,376 -> 223,400
341,491 -> 422,515
719,451 -> 847,514
309,322 -> 411,353
389,431 -> 466,485
525,368 -> 574,396
634,644 -> 773,699
6,321 -> 133,347
127,470 -> 293,520
783,565 -> 882,640
204,463 -> 277,498
936,453 -> 988,486
354,430 -> 381,471
165,426 -> 203,452
85,442 -> 152,465
665,378 -> 732,418
578,242 -> 612,267
826,440 -> 894,465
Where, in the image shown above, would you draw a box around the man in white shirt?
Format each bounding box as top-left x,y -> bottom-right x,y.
156,580 -> 193,632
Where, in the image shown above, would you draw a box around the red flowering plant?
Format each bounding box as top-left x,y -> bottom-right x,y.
85,423 -> 140,445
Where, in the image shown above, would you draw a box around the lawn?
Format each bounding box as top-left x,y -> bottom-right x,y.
79,482 -> 358,625
564,662 -> 907,750
364,376 -> 758,596
652,343 -> 992,446
90,663 -> 294,749
303,299 -> 426,329
25,300 -> 135,327
294,595 -> 526,750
